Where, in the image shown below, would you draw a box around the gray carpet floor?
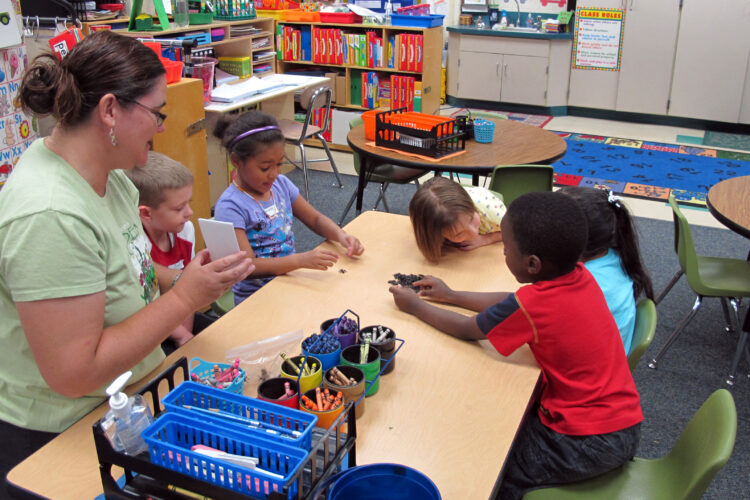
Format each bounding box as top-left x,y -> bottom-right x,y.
284,167 -> 749,499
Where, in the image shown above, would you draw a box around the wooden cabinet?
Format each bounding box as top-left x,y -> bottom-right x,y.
152,78 -> 210,250
568,0 -> 680,114
276,22 -> 443,115
668,0 -> 750,122
447,31 -> 571,108
454,51 -> 503,101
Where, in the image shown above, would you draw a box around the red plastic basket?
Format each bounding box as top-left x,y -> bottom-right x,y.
396,4 -> 430,15
319,12 -> 362,24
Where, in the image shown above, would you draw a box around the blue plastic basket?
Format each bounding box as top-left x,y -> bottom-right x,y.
143,412 -> 306,499
473,118 -> 496,143
162,381 -> 317,450
390,13 -> 444,28
189,357 -> 246,394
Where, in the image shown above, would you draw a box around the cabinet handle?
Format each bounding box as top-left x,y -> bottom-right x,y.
496,63 -> 499,76
504,63 -> 508,78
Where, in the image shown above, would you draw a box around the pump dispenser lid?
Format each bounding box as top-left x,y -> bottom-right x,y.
106,371 -> 133,411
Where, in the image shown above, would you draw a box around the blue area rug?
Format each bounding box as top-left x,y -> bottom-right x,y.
551,133 -> 750,206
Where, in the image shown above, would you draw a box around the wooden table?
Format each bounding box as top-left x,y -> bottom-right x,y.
8,212 -> 540,500
707,175 -> 750,239
347,119 -> 567,212
707,175 -> 750,332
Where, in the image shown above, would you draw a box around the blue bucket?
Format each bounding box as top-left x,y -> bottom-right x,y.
322,463 -> 441,500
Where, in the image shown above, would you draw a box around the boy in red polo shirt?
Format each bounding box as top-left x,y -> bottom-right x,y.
390,191 -> 642,499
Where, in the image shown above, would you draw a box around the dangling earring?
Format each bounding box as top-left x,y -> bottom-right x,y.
109,128 -> 117,147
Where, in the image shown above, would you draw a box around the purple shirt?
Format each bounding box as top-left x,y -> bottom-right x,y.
215,174 -> 299,302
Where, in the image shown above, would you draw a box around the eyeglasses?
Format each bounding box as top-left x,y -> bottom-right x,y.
119,98 -> 167,127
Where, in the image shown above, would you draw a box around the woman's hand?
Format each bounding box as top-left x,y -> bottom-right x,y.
338,232 -> 364,257
171,250 -> 254,312
414,275 -> 454,303
299,248 -> 339,270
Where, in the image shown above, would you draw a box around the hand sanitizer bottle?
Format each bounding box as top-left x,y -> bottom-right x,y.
500,10 -> 508,28
100,371 -> 154,456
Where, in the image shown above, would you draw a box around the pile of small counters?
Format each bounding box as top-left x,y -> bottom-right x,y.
302,387 -> 343,412
326,366 -> 358,387
360,326 -> 391,343
190,359 -> 242,389
279,352 -> 318,376
301,331 -> 340,354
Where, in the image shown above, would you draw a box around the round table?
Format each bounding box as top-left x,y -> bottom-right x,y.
347,118 -> 567,212
706,175 -> 750,239
706,175 -> 750,332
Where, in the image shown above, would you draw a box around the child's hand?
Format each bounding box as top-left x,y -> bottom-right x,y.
456,232 -> 503,251
300,248 -> 338,270
339,232 -> 364,257
172,250 -> 254,311
414,275 -> 454,303
389,284 -> 421,314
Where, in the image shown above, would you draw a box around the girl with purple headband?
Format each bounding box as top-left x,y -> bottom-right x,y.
213,111 -> 365,304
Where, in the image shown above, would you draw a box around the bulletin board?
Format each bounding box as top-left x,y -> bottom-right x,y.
572,7 -> 625,71
0,0 -> 38,188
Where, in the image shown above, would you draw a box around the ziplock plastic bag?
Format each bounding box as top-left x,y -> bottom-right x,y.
225,329 -> 305,395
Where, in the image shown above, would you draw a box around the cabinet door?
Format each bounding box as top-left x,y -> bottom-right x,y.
615,0 -> 680,114
501,55 -> 549,105
567,0 -> 623,109
669,0 -> 750,122
456,51 -> 503,101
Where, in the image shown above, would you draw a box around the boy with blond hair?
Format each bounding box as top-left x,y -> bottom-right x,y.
125,151 -> 196,349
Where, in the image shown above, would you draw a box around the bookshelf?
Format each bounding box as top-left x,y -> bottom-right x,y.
276,21 -> 443,115
81,17 -> 277,77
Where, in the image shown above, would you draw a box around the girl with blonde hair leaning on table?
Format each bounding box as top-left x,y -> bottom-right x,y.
0,31 -> 253,495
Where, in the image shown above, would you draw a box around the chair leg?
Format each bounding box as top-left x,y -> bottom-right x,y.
317,133 -> 343,189
298,143 -> 309,200
654,270 -> 684,305
373,182 -> 391,212
725,298 -> 747,386
338,190 -> 357,226
648,295 -> 703,369
719,298 -> 734,334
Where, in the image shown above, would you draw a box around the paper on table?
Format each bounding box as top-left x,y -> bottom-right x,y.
210,75 -> 294,103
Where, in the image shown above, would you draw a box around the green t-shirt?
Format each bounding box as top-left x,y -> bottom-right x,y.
0,139 -> 165,433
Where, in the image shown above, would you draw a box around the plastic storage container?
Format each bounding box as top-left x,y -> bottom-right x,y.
390,13 -> 444,28
473,118 -> 496,143
143,412 -> 307,498
374,108 -> 465,159
319,12 -> 363,24
189,356 -> 245,393
162,381 -> 317,450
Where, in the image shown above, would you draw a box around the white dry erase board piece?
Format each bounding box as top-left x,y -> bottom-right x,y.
198,218 -> 241,261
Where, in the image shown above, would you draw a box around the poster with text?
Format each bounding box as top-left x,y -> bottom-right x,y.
0,43 -> 38,188
572,8 -> 625,71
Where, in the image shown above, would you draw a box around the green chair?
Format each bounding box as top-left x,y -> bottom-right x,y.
648,193 -> 750,385
628,298 -> 657,372
210,289 -> 235,316
338,116 -> 424,225
488,164 -> 554,207
522,388 -> 737,500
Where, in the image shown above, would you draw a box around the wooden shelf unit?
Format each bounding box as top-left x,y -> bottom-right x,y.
276,22 -> 443,116
81,17 -> 277,76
